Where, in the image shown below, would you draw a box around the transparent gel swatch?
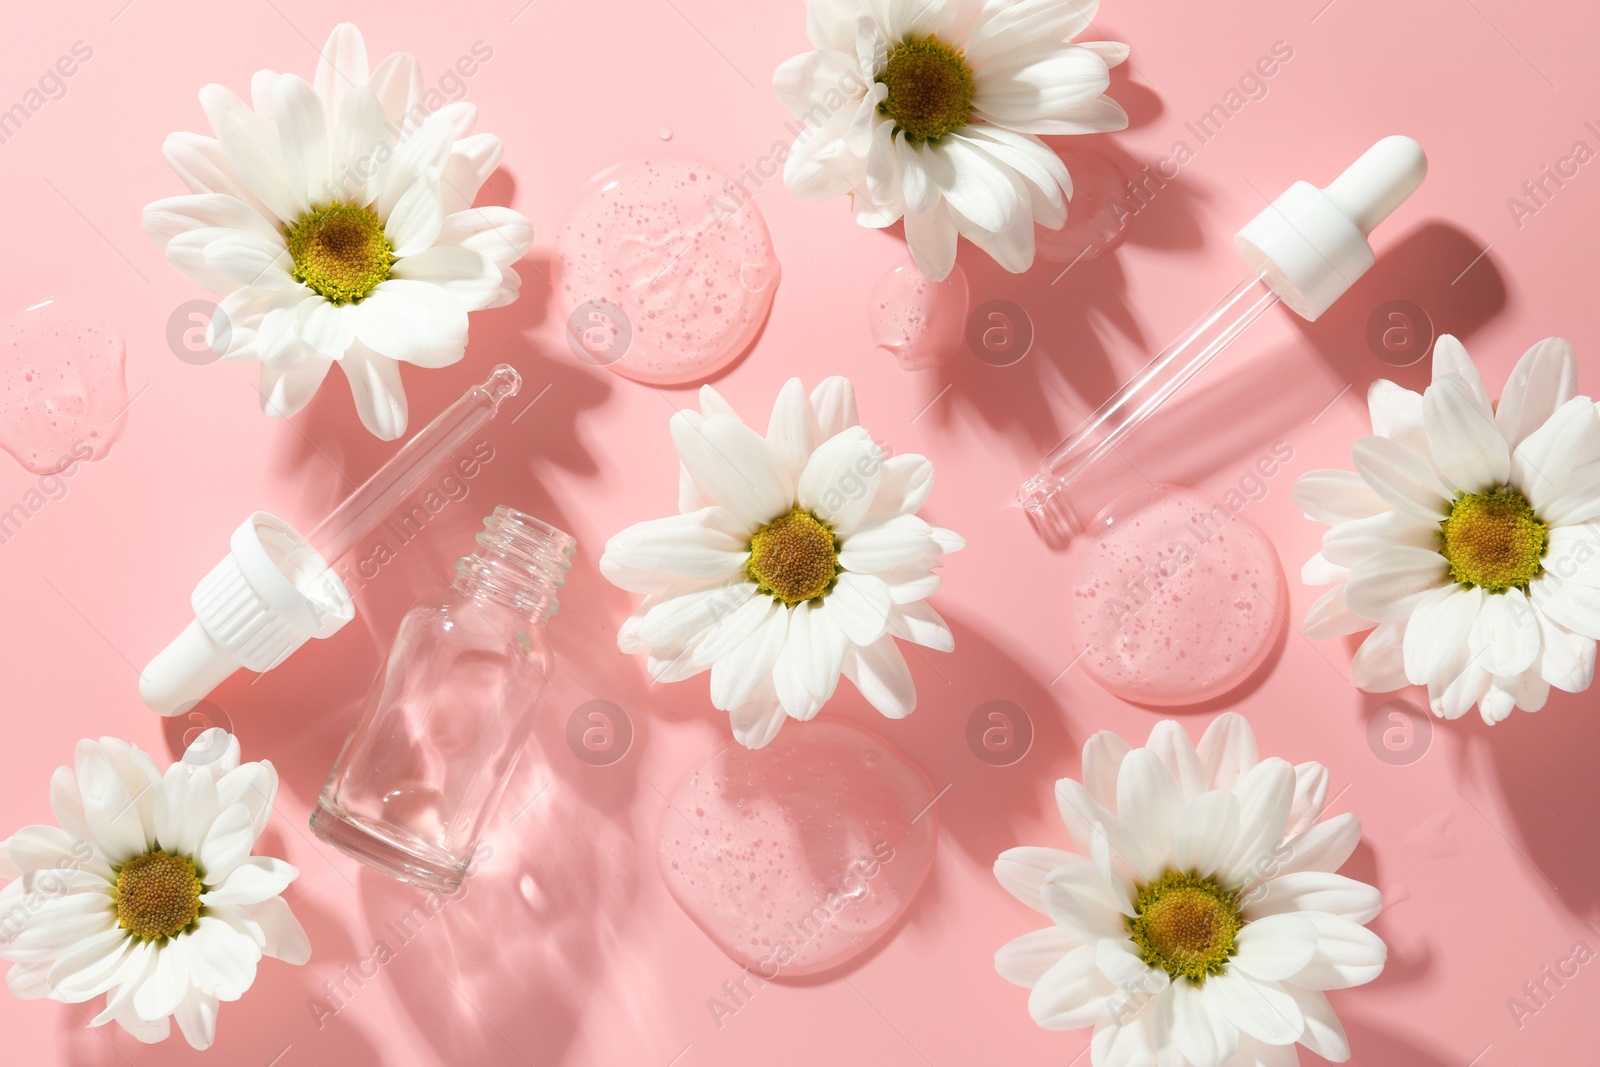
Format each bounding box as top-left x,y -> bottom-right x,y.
0,299 -> 126,474
658,719 -> 936,977
1067,485 -> 1284,705
554,157 -> 780,385
869,255 -> 969,370
1036,148 -> 1131,266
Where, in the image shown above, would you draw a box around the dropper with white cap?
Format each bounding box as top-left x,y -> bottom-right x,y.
139,365 -> 523,715
1019,136 -> 1428,514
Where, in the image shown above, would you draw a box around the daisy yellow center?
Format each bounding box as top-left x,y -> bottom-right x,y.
747,507 -> 839,605
1439,487 -> 1548,594
1126,871 -> 1243,985
113,851 -> 203,941
877,34 -> 975,143
284,201 -> 394,305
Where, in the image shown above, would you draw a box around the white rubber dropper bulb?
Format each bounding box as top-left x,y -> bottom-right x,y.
1235,135 -> 1428,321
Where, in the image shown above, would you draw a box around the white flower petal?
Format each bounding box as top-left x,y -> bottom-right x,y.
798,427 -> 885,533
838,513 -> 937,573
709,602 -> 788,710
823,571 -> 893,645
1115,750 -> 1182,866
197,804 -> 259,884
1366,379 -> 1429,457
1171,978 -> 1238,1067
339,344 -> 409,440
1172,790 -> 1239,878
886,600 -> 953,651
903,201 -> 959,281
602,509 -> 750,593
1274,812 -> 1362,877
1469,587 -> 1541,677
1027,945 -> 1116,1030
1285,984 -> 1350,1062
1351,436 -> 1453,520
1203,972 -> 1303,1046
258,343 -> 335,420
1247,872 -> 1383,923
841,635 -> 916,718
995,925 -> 1077,988
1196,712 -> 1257,792
1295,469 -> 1392,525
218,108 -> 305,223
75,742 -> 148,865
1040,866 -> 1126,944
1293,913 -> 1386,990
1343,546 -> 1449,623
174,989 -> 220,1051
272,75 -> 330,206
727,681 -> 788,750
1304,584 -> 1369,640
1321,511 -> 1441,569
672,411 -> 793,528
184,916 -> 261,1001
1402,585 -> 1482,685
1080,730 -> 1131,810
1423,374 -> 1510,493
1496,337 -> 1577,447
1222,758 -> 1295,885
1430,334 -> 1491,413
201,856 -> 297,907
1512,396 -> 1600,514
1349,621 -> 1409,691
1232,914 -> 1319,981
994,847 -> 1083,914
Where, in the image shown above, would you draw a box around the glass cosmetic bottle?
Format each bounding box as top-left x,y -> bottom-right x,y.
312,507 -> 576,891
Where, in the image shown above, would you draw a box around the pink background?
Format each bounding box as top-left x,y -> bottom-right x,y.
1,0 -> 1597,1063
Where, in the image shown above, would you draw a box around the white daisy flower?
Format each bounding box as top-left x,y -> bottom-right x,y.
143,23 -> 532,440
773,0 -> 1129,280
0,729 -> 309,1050
601,377 -> 964,748
1296,335 -> 1600,724
995,714 -> 1385,1066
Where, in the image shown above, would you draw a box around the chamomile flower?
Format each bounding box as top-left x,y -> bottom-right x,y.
774,0 -> 1129,279
1297,335 -> 1600,723
143,23 -> 531,440
995,715 -> 1384,1066
0,730 -> 308,1050
601,377 -> 963,748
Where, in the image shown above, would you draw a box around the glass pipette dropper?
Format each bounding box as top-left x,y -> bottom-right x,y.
1019,136 -> 1428,515
140,365 -> 523,715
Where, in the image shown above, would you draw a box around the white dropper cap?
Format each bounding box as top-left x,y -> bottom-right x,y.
138,365 -> 522,716
1234,135 -> 1427,321
140,514 -> 354,715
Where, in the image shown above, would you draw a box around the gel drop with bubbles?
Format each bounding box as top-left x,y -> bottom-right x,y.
554,157 -> 780,385
0,298 -> 127,474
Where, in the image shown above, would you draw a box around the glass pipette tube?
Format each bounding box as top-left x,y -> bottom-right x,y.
1018,273 -> 1281,514
295,363 -> 522,569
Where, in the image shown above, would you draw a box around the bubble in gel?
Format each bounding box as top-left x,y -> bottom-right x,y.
553,158 -> 781,385
868,254 -> 970,370
0,298 -> 127,474
1066,484 -> 1285,706
1035,148 -> 1131,266
657,719 -> 937,977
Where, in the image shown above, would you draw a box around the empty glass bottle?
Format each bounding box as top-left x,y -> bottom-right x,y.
312,507 -> 576,891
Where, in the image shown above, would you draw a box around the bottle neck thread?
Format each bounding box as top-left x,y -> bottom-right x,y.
453,507 -> 577,622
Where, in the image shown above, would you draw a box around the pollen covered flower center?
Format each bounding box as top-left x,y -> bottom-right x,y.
748,507 -> 839,605
1439,487 -> 1548,594
1126,871 -> 1243,984
878,34 -> 975,143
114,850 -> 203,941
284,201 -> 395,305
